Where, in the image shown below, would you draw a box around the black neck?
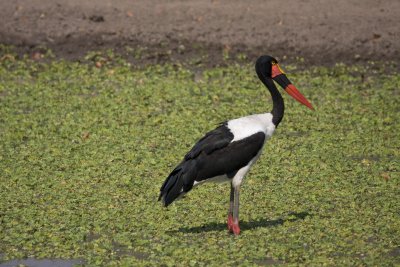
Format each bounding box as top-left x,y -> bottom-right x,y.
257,74 -> 285,126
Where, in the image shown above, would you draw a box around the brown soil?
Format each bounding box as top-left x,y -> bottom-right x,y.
1,0 -> 399,66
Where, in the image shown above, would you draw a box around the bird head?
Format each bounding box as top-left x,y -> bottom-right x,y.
256,55 -> 314,110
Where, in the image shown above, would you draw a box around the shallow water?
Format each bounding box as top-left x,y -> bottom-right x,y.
0,258 -> 83,267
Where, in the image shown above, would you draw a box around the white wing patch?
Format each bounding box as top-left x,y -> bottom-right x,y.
227,113 -> 276,142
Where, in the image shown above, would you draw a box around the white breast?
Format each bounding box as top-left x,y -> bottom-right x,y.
227,113 -> 276,142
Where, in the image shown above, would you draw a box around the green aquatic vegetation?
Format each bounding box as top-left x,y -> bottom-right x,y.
0,55 -> 399,266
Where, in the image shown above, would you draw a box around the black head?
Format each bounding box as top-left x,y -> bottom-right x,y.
255,55 -> 315,110
255,55 -> 278,78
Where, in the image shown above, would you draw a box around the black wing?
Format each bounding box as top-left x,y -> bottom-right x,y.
184,122 -> 234,160
159,123 -> 265,206
183,122 -> 266,181
194,131 -> 265,181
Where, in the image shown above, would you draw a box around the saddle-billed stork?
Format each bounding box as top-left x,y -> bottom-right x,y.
158,55 -> 314,235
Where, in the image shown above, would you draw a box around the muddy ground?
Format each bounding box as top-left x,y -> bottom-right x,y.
0,0 -> 399,66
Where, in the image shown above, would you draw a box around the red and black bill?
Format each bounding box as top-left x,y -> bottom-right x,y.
271,64 -> 314,110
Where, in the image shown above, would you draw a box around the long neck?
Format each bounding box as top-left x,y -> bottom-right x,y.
259,75 -> 285,126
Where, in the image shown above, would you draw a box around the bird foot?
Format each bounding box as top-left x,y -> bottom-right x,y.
227,214 -> 233,231
227,215 -> 240,235
231,223 -> 240,235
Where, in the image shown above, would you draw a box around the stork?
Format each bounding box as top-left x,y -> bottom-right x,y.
158,55 -> 314,235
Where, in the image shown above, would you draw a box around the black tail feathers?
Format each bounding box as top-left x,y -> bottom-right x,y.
158,162 -> 195,207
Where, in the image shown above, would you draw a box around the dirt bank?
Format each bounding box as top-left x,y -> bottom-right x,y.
1,0 -> 399,66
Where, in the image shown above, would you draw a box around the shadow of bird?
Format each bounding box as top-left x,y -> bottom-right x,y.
170,211 -> 311,234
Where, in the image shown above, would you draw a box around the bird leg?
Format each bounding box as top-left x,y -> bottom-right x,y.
231,186 -> 241,235
227,185 -> 234,232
